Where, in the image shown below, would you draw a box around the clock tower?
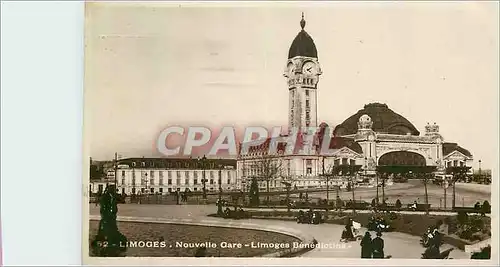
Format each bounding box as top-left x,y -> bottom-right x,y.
284,13 -> 322,132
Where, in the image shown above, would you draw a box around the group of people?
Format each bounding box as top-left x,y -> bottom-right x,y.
421,227 -> 444,259
360,231 -> 385,258
367,215 -> 390,232
297,209 -> 325,224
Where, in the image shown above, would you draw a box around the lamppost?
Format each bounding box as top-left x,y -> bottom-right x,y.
217,164 -> 223,214
478,159 -> 482,183
199,155 -> 208,199
322,156 -> 329,202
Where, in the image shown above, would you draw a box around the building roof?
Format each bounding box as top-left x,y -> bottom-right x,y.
288,14 -> 318,59
327,137 -> 363,154
442,143 -> 473,157
333,103 -> 420,136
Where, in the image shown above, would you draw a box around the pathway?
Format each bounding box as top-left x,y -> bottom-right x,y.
89,204 -> 470,259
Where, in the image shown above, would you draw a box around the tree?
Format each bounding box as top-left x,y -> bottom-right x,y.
446,166 -> 471,208
422,172 -> 432,215
251,155 -> 283,205
248,177 -> 260,207
322,161 -> 339,203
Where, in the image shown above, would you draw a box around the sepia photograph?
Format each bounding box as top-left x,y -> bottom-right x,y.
82,1 -> 498,265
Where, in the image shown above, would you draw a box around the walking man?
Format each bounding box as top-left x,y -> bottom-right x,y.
372,231 -> 385,258
360,231 -> 373,258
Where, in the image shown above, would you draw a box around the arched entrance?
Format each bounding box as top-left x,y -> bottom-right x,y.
376,151 -> 436,214
379,151 -> 426,166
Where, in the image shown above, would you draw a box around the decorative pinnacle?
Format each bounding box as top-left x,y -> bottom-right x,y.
300,12 -> 306,30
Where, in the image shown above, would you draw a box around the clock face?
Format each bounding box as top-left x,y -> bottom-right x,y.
302,61 -> 316,75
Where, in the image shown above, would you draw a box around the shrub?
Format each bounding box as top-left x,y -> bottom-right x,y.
457,211 -> 469,224
482,200 -> 491,214
471,245 -> 491,259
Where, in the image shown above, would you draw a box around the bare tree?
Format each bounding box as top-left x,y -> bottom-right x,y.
251,155 -> 284,205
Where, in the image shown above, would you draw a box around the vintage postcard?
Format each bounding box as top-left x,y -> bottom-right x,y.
82,1 -> 499,265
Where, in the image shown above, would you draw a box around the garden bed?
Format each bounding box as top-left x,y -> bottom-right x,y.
89,220 -> 301,257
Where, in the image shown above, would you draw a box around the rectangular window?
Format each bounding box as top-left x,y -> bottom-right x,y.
168,188 -> 172,193
176,178 -> 181,185
150,178 -> 154,186
150,188 -> 155,194
210,179 -> 214,185
227,171 -> 231,179
350,159 -> 355,165
194,171 -> 198,179
159,188 -> 163,193
159,171 -> 164,178
159,178 -> 164,185
176,171 -> 180,178
460,161 -> 464,167
168,179 -> 172,185
132,188 -> 136,194
453,160 -> 458,167
194,179 -> 198,185
227,178 -> 231,184
121,171 -> 125,177
334,159 -> 340,166
305,90 -> 309,96
141,188 -> 145,193
150,171 -> 154,178
307,167 -> 312,174
168,171 -> 172,178
185,178 -> 189,185
306,159 -> 312,165
342,158 -> 348,165
141,177 -> 145,185
185,171 -> 189,177
121,178 -> 125,185
306,99 -> 309,108
210,171 -> 214,179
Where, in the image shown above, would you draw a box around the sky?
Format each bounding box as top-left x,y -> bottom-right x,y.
84,2 -> 498,169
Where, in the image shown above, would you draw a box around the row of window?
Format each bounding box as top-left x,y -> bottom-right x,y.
446,160 -> 466,168
121,170 -> 232,179
119,177 -> 233,186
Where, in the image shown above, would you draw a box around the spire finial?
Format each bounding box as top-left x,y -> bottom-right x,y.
300,12 -> 306,30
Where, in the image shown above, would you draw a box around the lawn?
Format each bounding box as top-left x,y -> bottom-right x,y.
89,220 -> 300,257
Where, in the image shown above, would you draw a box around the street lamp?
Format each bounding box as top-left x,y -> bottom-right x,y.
478,159 -> 482,183
217,163 -> 223,214
199,155 -> 208,199
322,156 -> 329,202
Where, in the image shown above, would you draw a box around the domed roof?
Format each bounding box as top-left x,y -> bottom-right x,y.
333,103 -> 421,136
288,13 -> 318,59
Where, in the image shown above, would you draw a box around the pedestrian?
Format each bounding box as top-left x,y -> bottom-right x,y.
360,231 -> 373,258
372,231 -> 385,258
336,196 -> 342,211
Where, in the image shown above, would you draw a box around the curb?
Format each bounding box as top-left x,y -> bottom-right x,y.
89,215 -> 316,257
